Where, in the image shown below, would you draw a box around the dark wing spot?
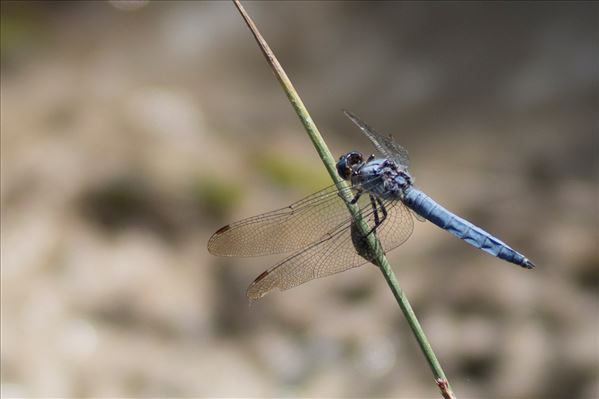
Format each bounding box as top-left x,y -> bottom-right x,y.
246,270 -> 272,301
214,224 -> 231,235
253,270 -> 270,283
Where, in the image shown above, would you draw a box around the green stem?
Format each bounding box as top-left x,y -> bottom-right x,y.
232,2 -> 455,398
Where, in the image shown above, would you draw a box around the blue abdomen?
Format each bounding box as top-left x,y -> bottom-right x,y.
402,187 -> 533,268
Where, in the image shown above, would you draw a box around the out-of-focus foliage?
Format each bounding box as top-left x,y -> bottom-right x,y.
0,9 -> 39,58
252,152 -> 330,192
191,176 -> 244,221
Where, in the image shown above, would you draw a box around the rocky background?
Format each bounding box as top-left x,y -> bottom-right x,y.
1,1 -> 597,398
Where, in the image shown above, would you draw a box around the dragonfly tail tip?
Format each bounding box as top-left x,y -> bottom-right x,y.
523,259 -> 535,269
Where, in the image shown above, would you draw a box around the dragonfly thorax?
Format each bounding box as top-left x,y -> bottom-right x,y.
338,151 -> 414,200
360,159 -> 415,201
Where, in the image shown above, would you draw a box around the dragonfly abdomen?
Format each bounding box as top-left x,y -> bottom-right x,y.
402,187 -> 534,269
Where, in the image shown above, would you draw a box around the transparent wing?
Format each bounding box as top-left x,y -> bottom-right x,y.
343,109 -> 410,170
411,209 -> 426,222
208,183 -> 369,257
208,184 -> 349,257
246,197 -> 414,300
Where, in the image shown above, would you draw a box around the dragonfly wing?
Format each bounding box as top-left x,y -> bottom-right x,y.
410,209 -> 426,222
208,184 -> 360,257
343,110 -> 410,170
246,198 -> 414,300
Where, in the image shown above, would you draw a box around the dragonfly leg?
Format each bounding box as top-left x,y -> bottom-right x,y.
376,197 -> 388,221
370,194 -> 380,226
365,195 -> 388,237
349,189 -> 363,205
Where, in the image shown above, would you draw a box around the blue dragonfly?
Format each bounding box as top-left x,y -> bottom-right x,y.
208,111 -> 534,300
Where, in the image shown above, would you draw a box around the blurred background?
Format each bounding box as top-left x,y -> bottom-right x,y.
1,1 -> 597,398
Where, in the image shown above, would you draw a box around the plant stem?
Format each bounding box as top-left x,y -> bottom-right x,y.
232,1 -> 455,398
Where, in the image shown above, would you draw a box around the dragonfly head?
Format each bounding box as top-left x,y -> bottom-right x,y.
336,151 -> 364,180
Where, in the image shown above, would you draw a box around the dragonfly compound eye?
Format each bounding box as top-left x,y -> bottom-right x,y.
336,151 -> 364,180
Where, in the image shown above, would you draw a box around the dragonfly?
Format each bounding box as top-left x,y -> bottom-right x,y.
208,110 -> 534,300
